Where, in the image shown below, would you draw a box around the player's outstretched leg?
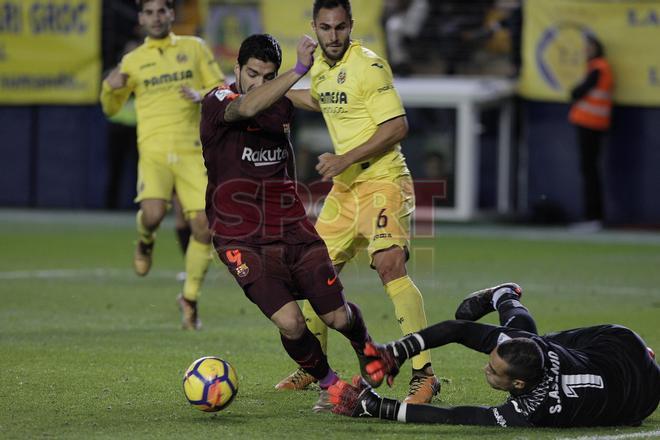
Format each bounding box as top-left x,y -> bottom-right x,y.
382,274 -> 440,404
378,249 -> 439,404
275,300 -> 326,390
455,282 -> 522,321
496,289 -> 537,334
385,279 -> 439,403
455,282 -> 537,334
271,302 -> 340,412
332,302 -> 380,387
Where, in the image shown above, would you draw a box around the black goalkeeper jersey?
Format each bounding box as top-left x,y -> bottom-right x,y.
415,321 -> 660,427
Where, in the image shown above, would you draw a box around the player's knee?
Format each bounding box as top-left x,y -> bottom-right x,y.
275,313 -> 307,339
189,213 -> 211,243
141,206 -> 166,228
320,307 -> 350,331
374,248 -> 407,283
190,228 -> 211,244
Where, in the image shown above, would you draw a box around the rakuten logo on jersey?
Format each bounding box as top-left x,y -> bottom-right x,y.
241,147 -> 288,167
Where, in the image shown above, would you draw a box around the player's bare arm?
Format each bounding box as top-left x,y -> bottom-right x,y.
224,36 -> 317,122
286,88 -> 321,111
104,66 -> 129,90
316,115 -> 408,181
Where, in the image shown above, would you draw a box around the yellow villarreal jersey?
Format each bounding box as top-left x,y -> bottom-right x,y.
100,33 -> 224,150
310,41 -> 409,185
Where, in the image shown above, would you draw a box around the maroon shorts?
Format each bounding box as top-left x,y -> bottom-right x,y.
213,224 -> 345,318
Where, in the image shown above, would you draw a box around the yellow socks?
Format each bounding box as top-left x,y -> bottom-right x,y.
182,238 -> 212,302
384,275 -> 432,371
136,210 -> 156,244
302,300 -> 328,353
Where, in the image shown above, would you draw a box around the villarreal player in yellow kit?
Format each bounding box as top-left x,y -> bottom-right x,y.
100,0 -> 224,330
277,0 -> 439,403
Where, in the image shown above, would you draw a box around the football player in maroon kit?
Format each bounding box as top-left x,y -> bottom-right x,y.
199,33 -> 374,411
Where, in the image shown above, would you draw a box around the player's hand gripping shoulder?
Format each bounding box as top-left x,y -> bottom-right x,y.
105,67 -> 129,90
364,341 -> 405,387
328,376 -> 382,418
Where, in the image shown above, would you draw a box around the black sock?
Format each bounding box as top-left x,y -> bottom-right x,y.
497,296 -> 538,334
176,225 -> 191,256
494,291 -> 520,309
338,302 -> 371,353
280,328 -> 330,380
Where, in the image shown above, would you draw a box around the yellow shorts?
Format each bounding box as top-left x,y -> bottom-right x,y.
315,175 -> 414,266
135,144 -> 207,214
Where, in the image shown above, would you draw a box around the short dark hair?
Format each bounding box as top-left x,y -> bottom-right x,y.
136,0 -> 174,11
237,34 -> 282,70
497,338 -> 545,387
586,34 -> 605,58
313,0 -> 352,21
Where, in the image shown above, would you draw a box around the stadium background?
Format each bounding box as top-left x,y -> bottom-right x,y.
1,0 -> 659,224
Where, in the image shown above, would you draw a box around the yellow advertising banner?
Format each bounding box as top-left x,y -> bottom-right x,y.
261,0 -> 385,71
206,2 -> 263,75
0,0 -> 101,104
519,0 -> 660,106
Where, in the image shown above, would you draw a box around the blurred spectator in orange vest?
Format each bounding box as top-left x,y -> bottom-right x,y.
568,35 -> 614,229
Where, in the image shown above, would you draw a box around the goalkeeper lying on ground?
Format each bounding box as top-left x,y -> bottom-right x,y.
328,283 -> 660,427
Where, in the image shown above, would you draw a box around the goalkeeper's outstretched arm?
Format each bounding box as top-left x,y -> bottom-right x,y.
329,376 -> 531,427
399,401 -> 531,426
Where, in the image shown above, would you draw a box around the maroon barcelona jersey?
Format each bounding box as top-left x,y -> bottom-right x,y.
200,83 -> 308,242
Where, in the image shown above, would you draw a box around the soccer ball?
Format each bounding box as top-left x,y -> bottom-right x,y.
183,356 -> 239,412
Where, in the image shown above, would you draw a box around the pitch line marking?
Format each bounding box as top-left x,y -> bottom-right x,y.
557,429 -> 660,440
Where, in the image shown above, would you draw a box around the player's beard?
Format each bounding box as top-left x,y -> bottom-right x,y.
321,38 -> 350,62
148,23 -> 171,39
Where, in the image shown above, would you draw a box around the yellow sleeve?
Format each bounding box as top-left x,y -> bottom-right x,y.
310,60 -> 322,101
100,59 -> 135,117
360,59 -> 405,124
100,80 -> 133,117
198,40 -> 224,91
310,81 -> 319,101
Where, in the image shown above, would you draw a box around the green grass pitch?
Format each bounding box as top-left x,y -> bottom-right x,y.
1,210 -> 658,439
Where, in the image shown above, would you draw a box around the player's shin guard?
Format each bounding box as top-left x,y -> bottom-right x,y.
338,302 -> 371,351
385,276 -> 432,371
182,238 -> 212,302
136,210 -> 156,243
280,327 -> 331,382
496,294 -> 538,334
302,300 -> 328,353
